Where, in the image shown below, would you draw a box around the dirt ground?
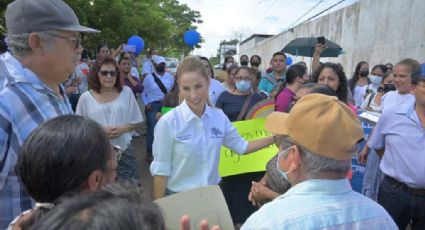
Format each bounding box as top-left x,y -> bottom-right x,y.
132,125 -> 154,200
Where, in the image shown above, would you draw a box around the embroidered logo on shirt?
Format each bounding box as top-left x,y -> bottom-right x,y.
210,127 -> 223,138
176,134 -> 191,141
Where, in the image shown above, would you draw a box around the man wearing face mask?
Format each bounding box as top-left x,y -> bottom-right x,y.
142,48 -> 158,78
240,54 -> 249,66
141,55 -> 174,162
242,94 -> 397,229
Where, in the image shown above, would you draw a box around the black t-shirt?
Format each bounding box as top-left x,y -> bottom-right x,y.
215,91 -> 263,122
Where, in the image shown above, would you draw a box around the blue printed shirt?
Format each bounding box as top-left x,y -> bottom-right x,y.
0,53 -> 73,227
242,179 -> 397,230
257,71 -> 285,96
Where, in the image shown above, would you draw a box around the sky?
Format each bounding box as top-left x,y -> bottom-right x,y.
178,0 -> 357,58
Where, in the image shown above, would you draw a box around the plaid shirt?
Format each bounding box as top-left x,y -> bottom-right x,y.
242,179 -> 397,230
0,52 -> 72,228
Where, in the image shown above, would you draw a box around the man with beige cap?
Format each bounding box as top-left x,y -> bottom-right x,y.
242,94 -> 397,229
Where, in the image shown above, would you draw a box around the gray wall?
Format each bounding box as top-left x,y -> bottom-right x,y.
239,0 -> 425,77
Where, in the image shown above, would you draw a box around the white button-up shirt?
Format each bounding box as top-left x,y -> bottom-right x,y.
209,78 -> 225,106
141,72 -> 174,105
150,100 -> 248,192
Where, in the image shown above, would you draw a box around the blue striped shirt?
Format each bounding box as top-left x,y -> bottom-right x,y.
0,53 -> 73,228
242,179 -> 397,230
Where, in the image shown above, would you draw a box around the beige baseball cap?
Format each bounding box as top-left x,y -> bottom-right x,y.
265,94 -> 363,160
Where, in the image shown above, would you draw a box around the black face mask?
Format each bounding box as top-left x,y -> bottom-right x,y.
383,83 -> 396,93
359,70 -> 369,77
240,60 -> 249,66
155,65 -> 165,73
250,61 -> 260,67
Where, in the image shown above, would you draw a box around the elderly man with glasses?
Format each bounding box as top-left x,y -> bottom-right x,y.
0,0 -> 99,227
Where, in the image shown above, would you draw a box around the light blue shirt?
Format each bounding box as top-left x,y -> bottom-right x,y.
150,100 -> 248,192
368,100 -> 425,189
0,52 -> 16,90
381,90 -> 415,112
242,179 -> 397,230
141,71 -> 174,105
257,71 -> 285,96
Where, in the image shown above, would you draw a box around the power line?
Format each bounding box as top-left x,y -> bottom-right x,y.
304,0 -> 346,22
287,0 -> 326,29
247,0 -> 283,35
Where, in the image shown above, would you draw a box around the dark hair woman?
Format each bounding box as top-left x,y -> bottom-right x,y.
31,184 -> 165,230
9,115 -> 118,230
312,62 -> 357,113
274,64 -> 309,112
348,61 -> 370,107
76,56 -> 144,185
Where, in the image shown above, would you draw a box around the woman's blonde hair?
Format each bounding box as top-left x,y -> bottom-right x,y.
176,56 -> 212,106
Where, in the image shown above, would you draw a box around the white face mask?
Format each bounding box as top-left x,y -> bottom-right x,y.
276,147 -> 291,182
369,75 -> 382,87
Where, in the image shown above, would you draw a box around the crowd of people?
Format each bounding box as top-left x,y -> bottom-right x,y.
0,0 -> 424,229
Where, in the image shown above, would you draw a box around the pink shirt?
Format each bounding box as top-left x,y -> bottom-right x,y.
275,88 -> 295,112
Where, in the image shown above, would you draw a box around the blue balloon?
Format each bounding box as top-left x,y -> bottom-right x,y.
183,30 -> 200,47
286,56 -> 293,65
127,36 -> 144,55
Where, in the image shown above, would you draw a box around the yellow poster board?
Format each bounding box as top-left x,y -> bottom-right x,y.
218,118 -> 278,177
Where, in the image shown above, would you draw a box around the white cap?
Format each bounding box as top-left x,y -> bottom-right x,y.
153,56 -> 166,65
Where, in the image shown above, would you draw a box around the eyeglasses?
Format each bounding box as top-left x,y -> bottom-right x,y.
234,76 -> 251,81
48,33 -> 82,50
99,70 -> 118,77
112,145 -> 123,161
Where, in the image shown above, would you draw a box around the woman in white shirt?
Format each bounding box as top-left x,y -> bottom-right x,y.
76,56 -> 144,184
150,56 -> 274,199
361,71 -> 395,113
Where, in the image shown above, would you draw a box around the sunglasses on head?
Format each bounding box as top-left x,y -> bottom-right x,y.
99,70 -> 117,77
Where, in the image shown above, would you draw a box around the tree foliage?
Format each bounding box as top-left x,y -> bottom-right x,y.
0,0 -> 202,57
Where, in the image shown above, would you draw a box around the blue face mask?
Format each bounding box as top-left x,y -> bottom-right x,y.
235,80 -> 251,92
276,147 -> 291,182
369,75 -> 382,88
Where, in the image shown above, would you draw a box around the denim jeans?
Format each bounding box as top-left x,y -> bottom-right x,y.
145,101 -> 162,157
68,93 -> 81,112
378,176 -> 425,230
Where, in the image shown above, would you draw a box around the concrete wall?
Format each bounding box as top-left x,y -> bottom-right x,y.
239,0 -> 425,77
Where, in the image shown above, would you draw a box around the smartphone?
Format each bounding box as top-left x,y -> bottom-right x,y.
123,44 -> 136,53
317,36 -> 326,45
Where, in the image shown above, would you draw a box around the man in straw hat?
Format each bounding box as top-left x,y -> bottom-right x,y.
0,0 -> 99,227
242,94 -> 397,229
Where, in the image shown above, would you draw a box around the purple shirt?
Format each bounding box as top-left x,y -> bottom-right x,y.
122,76 -> 143,96
275,88 -> 295,112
